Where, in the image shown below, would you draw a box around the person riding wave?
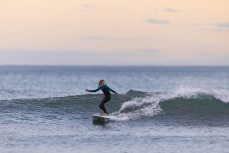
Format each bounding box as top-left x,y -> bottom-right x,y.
85,80 -> 118,116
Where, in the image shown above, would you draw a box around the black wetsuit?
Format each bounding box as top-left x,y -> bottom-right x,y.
88,85 -> 117,114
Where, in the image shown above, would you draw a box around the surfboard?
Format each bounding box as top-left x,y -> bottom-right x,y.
92,114 -> 117,124
92,115 -> 116,120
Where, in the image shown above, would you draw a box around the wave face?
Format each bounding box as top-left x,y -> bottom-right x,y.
1,88 -> 229,126
118,88 -> 229,121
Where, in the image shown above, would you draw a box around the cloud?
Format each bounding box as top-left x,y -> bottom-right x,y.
197,22 -> 229,32
81,3 -> 95,13
198,28 -> 229,32
140,49 -> 160,56
80,36 -> 150,41
110,49 -> 160,56
217,22 -> 229,28
145,18 -> 170,25
154,8 -> 180,13
165,8 -> 180,13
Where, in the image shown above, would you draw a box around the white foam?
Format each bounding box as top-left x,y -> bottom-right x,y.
116,94 -> 165,121
173,87 -> 229,103
115,87 -> 229,121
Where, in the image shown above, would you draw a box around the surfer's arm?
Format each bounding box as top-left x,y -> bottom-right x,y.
86,87 -> 101,92
107,86 -> 118,94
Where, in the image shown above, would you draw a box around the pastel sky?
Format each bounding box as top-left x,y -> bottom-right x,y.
0,0 -> 228,65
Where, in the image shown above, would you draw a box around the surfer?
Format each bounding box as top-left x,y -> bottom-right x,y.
85,80 -> 118,116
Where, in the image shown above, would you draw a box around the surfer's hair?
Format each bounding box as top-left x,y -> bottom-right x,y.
99,80 -> 105,86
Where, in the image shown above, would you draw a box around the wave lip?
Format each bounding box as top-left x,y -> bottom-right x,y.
116,87 -> 229,121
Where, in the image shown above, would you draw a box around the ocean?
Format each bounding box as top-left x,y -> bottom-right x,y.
0,66 -> 228,153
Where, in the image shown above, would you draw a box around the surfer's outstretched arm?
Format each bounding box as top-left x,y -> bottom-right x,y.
86,86 -> 101,92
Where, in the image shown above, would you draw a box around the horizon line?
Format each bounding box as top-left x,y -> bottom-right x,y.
0,64 -> 228,67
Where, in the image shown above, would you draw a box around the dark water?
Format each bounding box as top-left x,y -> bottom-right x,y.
0,66 -> 229,153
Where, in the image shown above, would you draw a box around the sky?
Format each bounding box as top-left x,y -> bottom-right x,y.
0,0 -> 228,65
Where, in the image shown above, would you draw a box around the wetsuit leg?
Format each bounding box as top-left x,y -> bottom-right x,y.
99,96 -> 111,113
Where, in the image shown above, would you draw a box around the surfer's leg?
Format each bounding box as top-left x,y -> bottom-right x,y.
99,96 -> 111,114
99,103 -> 107,113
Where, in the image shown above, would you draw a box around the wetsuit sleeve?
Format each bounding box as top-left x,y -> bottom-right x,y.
107,86 -> 118,94
88,86 -> 101,92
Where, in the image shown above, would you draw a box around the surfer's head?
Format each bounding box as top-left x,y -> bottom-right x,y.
99,80 -> 105,86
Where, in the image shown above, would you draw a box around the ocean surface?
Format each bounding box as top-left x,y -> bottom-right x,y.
0,66 -> 229,153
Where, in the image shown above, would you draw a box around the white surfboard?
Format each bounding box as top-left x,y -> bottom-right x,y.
92,113 -> 118,124
92,115 -> 117,120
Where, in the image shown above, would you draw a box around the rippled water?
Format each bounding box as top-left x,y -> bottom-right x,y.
0,66 -> 228,153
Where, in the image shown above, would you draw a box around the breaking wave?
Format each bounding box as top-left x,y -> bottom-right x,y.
116,87 -> 229,121
0,87 -> 229,123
